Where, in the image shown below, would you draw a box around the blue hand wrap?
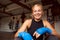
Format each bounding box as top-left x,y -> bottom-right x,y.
18,32 -> 33,40
36,27 -> 52,35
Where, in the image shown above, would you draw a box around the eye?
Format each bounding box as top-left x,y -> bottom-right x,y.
38,10 -> 42,12
33,10 -> 37,12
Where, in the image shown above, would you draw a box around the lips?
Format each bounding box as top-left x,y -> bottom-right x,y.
35,14 -> 41,17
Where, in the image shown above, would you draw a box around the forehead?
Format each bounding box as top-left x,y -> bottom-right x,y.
32,4 -> 43,10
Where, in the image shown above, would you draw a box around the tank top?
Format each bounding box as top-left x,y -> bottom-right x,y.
27,19 -> 44,40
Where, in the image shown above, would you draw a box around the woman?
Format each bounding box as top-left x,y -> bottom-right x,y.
15,4 -> 60,40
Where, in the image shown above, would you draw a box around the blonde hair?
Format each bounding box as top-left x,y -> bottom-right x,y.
31,3 -> 44,12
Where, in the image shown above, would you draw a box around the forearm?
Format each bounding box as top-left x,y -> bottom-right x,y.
15,31 -> 20,38
52,32 -> 60,39
15,29 -> 24,38
14,27 -> 26,38
14,29 -> 22,38
56,34 -> 60,39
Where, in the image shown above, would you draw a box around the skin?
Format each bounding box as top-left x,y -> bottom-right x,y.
15,4 -> 60,39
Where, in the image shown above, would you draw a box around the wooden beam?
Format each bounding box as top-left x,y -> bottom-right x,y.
0,10 -> 13,16
10,0 -> 31,10
5,2 -> 13,6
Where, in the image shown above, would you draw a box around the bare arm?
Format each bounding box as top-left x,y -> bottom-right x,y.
45,20 -> 60,38
33,20 -> 60,39
15,20 -> 29,38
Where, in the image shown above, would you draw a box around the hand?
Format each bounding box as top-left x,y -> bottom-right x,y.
33,32 -> 41,38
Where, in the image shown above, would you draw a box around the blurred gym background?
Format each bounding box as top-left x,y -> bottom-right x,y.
0,0 -> 60,40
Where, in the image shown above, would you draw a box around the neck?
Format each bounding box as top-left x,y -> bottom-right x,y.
34,19 -> 41,22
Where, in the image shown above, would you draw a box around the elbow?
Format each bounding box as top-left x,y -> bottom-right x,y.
52,31 -> 58,36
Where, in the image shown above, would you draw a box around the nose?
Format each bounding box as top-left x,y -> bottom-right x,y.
36,11 -> 41,14
36,10 -> 41,13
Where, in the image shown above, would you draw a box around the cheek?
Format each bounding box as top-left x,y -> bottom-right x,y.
32,14 -> 36,18
33,13 -> 36,14
32,12 -> 35,16
32,12 -> 36,14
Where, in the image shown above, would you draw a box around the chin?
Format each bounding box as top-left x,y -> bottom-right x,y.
35,17 -> 41,20
36,16 -> 41,19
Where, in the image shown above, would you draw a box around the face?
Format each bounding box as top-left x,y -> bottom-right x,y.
32,5 -> 44,20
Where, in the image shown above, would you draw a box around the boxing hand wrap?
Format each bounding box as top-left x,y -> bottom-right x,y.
46,28 -> 52,34
18,32 -> 33,40
36,27 -> 52,35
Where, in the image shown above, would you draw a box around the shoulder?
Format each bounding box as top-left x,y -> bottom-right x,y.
43,19 -> 48,23
20,19 -> 32,29
25,19 -> 32,23
24,19 -> 32,28
24,19 -> 32,25
42,19 -> 50,27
